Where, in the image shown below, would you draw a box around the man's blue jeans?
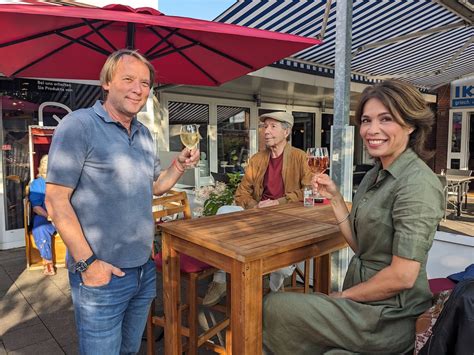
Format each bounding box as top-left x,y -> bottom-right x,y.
69,259 -> 156,355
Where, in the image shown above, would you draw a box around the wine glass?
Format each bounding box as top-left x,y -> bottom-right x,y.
180,124 -> 199,169
307,147 -> 329,202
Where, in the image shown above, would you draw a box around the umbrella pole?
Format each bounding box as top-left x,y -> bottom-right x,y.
127,23 -> 135,49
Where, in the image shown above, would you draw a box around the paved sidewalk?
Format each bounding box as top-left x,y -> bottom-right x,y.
0,248 -> 76,354
0,248 -> 217,354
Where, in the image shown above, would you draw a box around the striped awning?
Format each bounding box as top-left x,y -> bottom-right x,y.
217,105 -> 248,124
216,1 -> 473,90
169,101 -> 248,124
169,101 -> 209,124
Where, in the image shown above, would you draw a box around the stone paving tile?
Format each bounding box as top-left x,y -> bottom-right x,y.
0,267 -> 13,298
15,277 -> 52,297
2,323 -> 52,352
0,290 -> 41,336
62,341 -> 79,355
49,268 -> 71,297
8,339 -> 64,355
41,310 -> 77,348
0,314 -> 42,339
0,341 -> 6,355
1,259 -> 26,280
24,283 -> 70,308
0,267 -> 13,289
0,248 -> 25,263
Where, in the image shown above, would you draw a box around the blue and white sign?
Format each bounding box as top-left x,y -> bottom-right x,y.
451,78 -> 474,108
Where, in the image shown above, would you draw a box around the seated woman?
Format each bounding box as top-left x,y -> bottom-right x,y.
263,80 -> 444,354
29,155 -> 57,276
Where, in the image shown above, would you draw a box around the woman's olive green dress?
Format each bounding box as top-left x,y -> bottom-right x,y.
263,149 -> 444,354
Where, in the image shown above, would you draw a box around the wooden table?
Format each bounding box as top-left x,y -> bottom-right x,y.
161,202 -> 348,354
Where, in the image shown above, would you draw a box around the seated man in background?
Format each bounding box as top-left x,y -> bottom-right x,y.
30,154 -> 57,276
203,111 -> 312,306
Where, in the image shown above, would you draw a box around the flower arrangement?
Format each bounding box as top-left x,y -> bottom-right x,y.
194,173 -> 242,216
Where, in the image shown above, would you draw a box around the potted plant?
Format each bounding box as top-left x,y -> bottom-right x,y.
194,173 -> 242,216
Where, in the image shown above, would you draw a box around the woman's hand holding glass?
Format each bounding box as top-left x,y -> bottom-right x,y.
311,173 -> 339,201
307,147 -> 329,201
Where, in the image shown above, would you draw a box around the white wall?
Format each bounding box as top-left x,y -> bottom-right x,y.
426,231 -> 474,279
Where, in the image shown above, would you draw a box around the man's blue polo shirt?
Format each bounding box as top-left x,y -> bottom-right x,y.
47,101 -> 161,269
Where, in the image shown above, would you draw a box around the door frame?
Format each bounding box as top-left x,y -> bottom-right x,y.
448,108 -> 472,169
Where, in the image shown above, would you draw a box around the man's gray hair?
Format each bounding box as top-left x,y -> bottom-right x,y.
280,121 -> 292,130
280,121 -> 292,141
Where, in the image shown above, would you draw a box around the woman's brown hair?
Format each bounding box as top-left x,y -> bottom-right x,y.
354,80 -> 435,160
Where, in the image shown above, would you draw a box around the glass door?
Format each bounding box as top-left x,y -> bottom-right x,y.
1,96 -> 34,231
448,110 -> 471,169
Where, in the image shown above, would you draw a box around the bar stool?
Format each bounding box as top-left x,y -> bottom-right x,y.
146,190 -> 229,354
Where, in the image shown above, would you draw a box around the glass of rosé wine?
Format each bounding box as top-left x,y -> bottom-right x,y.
306,147 -> 329,202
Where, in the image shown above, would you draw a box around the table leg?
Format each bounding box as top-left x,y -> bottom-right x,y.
457,183 -> 463,217
162,232 -> 182,355
304,258 -> 310,294
230,259 -> 263,354
314,254 -> 331,294
225,273 -> 232,354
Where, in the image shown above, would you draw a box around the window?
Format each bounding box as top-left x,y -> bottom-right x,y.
451,112 -> 462,153
217,106 -> 250,174
168,101 -> 209,178
292,111 -> 315,151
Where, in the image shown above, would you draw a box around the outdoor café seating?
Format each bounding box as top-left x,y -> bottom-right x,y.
437,175 -> 458,220
438,169 -> 473,219
146,190 -> 229,355
446,169 -> 472,210
23,184 -> 66,270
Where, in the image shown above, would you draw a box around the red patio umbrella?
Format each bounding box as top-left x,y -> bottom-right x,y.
0,3 -> 320,86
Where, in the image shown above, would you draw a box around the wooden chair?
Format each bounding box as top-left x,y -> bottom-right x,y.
281,255 -> 331,295
146,190 -> 229,355
437,175 -> 458,221
23,184 -> 66,269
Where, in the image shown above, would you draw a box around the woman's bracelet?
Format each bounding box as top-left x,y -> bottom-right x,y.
172,158 -> 185,174
336,213 -> 350,225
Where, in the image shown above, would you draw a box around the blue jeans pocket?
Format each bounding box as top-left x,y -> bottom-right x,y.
79,273 -> 116,290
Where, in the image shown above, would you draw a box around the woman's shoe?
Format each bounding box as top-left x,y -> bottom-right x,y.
43,262 -> 56,276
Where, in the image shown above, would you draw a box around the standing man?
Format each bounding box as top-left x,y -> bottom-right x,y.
45,49 -> 198,354
203,111 -> 312,306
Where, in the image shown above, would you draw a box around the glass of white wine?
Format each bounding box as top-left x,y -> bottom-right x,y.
180,124 -> 199,169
